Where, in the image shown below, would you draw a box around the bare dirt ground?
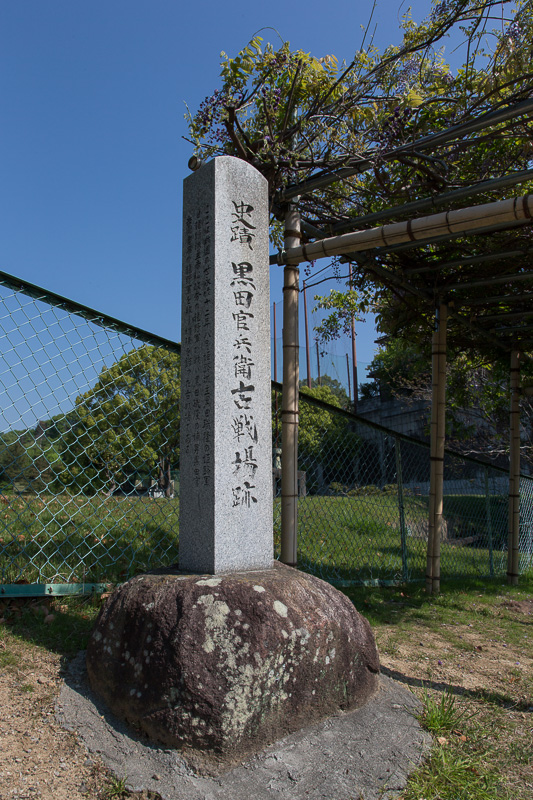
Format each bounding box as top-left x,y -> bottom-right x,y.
0,640 -> 104,800
374,596 -> 533,798
379,598 -> 533,693
0,593 -> 531,799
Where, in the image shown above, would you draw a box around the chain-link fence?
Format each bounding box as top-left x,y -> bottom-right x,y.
0,273 -> 181,594
272,387 -> 532,586
1,271 -> 532,596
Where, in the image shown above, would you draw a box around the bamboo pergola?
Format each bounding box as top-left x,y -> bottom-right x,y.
271,99 -> 533,593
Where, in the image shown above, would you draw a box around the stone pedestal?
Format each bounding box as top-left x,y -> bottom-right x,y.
86,563 -> 380,762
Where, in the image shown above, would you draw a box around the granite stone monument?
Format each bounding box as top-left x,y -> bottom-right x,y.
179,156 -> 273,573
86,156 -> 380,765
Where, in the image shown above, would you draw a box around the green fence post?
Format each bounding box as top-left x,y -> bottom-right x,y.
395,437 -> 409,582
485,465 -> 495,578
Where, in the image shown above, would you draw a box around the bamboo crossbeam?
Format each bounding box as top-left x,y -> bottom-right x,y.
464,292 -> 533,306
348,217 -> 531,260
477,309 -> 533,323
278,100 -> 533,202
404,246 -> 533,276
275,195 -> 533,266
492,323 -> 533,334
332,169 -> 533,235
405,245 -> 533,276
445,271 -> 533,291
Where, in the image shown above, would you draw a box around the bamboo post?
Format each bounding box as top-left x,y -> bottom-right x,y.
273,302 -> 279,448
484,466 -> 495,578
395,437 -> 409,582
427,303 -> 447,594
280,205 -> 301,567
426,322 -> 439,593
507,349 -> 521,585
433,303 -> 447,594
273,301 -> 278,382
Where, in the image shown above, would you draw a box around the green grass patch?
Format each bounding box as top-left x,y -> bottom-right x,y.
402,744 -> 504,800
0,494 -> 179,585
1,595 -> 99,656
0,646 -> 20,669
418,688 -> 471,735
0,491 -> 523,589
276,494 -> 510,585
342,573 -> 533,628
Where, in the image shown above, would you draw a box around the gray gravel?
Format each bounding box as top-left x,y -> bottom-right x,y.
57,652 -> 431,800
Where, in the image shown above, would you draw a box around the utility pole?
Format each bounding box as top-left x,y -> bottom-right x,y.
303,280 -> 312,388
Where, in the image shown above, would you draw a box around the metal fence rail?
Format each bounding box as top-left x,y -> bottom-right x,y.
0,271 -> 531,596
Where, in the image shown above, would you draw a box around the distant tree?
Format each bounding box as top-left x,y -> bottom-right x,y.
0,425 -> 55,493
298,385 -> 360,487
359,339 -> 430,401
60,345 -> 180,496
299,375 -> 350,409
0,433 -> 31,489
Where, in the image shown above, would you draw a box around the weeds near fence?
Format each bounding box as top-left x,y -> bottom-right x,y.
1,490 -> 513,587
0,494 -> 179,584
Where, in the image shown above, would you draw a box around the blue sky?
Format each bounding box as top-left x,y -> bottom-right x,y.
1,0 -> 438,381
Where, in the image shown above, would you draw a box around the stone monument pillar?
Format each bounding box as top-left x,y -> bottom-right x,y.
86,156 -> 379,766
179,156 -> 272,573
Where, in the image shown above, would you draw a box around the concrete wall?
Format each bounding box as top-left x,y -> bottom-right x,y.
356,397 -> 429,440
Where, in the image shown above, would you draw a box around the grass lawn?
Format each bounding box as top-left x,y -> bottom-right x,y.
0,493 -> 180,585
276,493 -> 512,584
0,491 -> 524,588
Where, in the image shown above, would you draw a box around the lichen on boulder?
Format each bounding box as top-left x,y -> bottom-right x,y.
86,562 -> 379,759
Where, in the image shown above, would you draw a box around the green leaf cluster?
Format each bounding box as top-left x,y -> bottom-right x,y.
59,345 -> 180,496
186,1 -> 533,366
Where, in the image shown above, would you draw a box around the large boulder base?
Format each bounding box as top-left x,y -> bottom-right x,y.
86,563 -> 379,760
